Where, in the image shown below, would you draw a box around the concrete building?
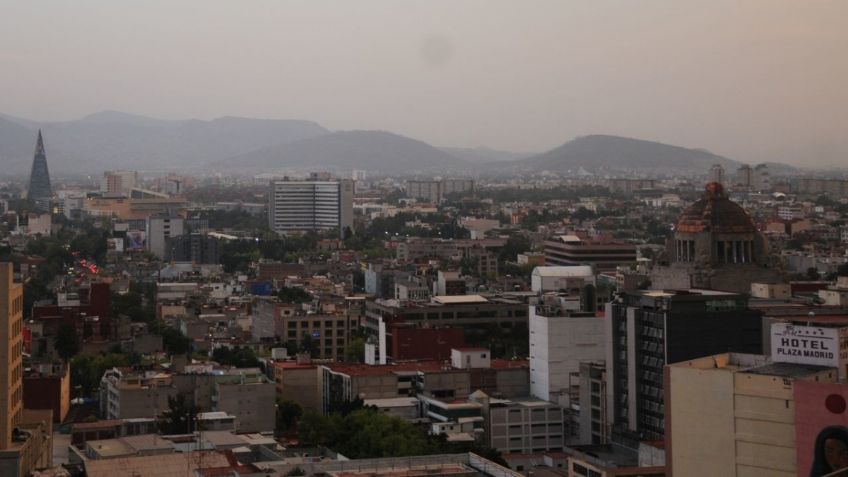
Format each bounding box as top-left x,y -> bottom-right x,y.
83,196 -> 188,221
797,178 -> 848,198
750,282 -> 791,300
146,213 -> 184,259
253,298 -> 361,361
471,392 -> 565,454
752,163 -> 771,192
214,372 -> 275,433
0,410 -> 52,477
22,362 -> 70,423
268,179 -> 354,237
543,235 -> 636,272
666,353 -> 838,477
165,233 -> 220,264
435,270 -> 466,296
606,289 -> 763,441
319,358 -> 529,414
451,348 -> 491,369
273,361 -> 321,411
709,164 -> 725,185
196,411 -> 236,431
0,263 -> 52,477
0,263 -> 24,449
102,170 -> 139,197
605,179 -> 656,196
529,305 -> 605,405
406,179 -> 474,203
100,369 -> 178,420
735,165 -> 753,189
406,180 -> 443,203
531,266 -> 595,293
100,368 -> 275,433
577,362 -> 608,446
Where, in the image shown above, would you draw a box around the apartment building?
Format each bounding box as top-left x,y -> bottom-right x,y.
268,179 -> 354,237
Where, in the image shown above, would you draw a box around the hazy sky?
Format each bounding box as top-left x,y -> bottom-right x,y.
2,1 -> 846,166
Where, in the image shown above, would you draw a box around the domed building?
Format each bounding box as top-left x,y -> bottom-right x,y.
651,182 -> 781,292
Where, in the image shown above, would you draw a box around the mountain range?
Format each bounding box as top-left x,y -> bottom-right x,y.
0,111 -> 789,176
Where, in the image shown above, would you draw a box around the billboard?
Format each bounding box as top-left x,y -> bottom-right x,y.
126,231 -> 147,250
795,380 -> 848,477
107,237 -> 124,253
771,323 -> 843,369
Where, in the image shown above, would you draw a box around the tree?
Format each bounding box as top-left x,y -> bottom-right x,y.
212,346 -> 260,368
498,234 -> 531,263
71,353 -> 130,397
344,337 -> 366,363
55,323 -> 80,361
276,399 -> 303,434
159,394 -> 200,434
806,267 -> 820,281
159,326 -> 191,356
277,287 -> 312,304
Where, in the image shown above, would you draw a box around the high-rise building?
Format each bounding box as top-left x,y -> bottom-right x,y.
268,179 -> 353,238
734,165 -> 752,188
26,131 -> 52,211
797,178 -> 848,198
165,233 -> 219,264
405,179 -> 474,203
101,171 -> 138,197
605,289 -> 763,442
0,262 -> 24,450
146,213 -> 184,259
752,163 -> 771,192
709,164 -> 725,185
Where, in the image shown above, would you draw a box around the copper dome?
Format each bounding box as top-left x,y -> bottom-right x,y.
676,182 -> 756,234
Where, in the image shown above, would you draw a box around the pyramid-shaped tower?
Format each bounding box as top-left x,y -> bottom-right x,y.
26,130 -> 52,211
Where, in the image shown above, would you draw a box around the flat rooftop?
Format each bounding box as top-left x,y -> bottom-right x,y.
743,362 -> 833,378
433,295 -> 489,305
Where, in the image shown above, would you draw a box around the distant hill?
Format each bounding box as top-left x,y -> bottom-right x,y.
439,146 -> 531,163
0,111 -> 329,173
499,135 -> 742,175
223,130 -> 472,173
0,117 -> 37,173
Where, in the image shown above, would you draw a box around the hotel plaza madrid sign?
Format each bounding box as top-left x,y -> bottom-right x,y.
771,322 -> 848,374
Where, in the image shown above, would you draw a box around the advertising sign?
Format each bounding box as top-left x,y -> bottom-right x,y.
126,231 -> 147,250
107,237 -> 124,253
794,380 -> 848,477
771,322 -> 841,368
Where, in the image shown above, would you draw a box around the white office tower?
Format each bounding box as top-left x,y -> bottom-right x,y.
268,179 -> 354,237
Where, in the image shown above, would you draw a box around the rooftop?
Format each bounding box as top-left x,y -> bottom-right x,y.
84,451 -> 231,477
532,266 -> 594,277
743,362 -> 834,378
433,295 -> 489,305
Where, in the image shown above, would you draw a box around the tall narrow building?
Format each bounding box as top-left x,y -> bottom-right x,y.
26,130 -> 52,211
0,262 -> 24,450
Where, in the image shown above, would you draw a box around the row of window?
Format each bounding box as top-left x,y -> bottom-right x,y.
287,320 -> 349,328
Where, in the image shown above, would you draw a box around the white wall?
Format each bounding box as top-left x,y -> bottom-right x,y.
529,306 -> 606,403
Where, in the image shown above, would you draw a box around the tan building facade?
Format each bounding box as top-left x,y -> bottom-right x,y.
666,353 -> 838,477
0,262 -> 24,449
